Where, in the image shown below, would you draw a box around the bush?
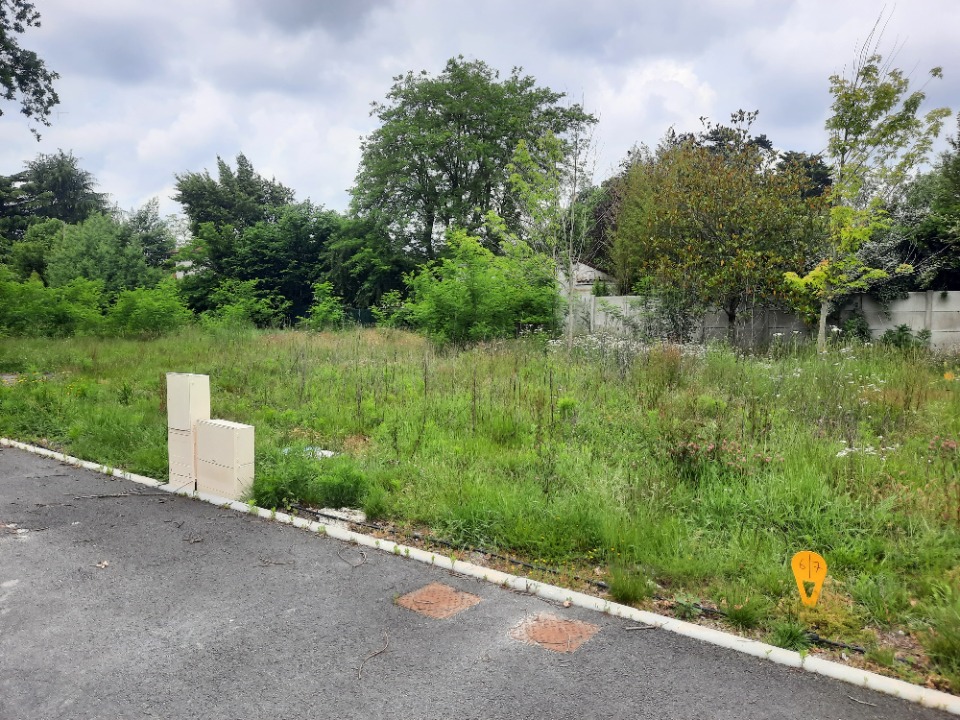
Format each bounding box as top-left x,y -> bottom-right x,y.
107,279 -> 193,337
300,281 -> 345,331
201,279 -> 290,329
252,449 -> 371,511
841,309 -> 872,343
0,271 -> 104,336
880,323 -> 930,349
403,230 -> 558,344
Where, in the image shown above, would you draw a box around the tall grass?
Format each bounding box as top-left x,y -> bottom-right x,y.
2,328 -> 960,683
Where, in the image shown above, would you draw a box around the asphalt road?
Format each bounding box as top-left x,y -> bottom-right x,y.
0,445 -> 952,720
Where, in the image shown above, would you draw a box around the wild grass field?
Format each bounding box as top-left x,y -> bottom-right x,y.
2,327 -> 959,687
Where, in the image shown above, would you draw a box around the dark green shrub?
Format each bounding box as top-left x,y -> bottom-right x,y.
841,309 -> 872,343
107,279 -> 193,336
403,230 -> 558,344
880,323 -> 930,349
300,281 -> 346,331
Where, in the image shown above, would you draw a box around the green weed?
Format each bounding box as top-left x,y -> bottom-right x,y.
769,620 -> 811,652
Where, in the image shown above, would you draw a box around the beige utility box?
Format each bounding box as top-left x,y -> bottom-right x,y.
195,419 -> 255,500
166,373 -> 211,491
166,373 -> 211,432
167,427 -> 195,491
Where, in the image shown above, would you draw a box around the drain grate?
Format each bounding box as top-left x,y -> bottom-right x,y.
395,582 -> 482,619
509,613 -> 599,653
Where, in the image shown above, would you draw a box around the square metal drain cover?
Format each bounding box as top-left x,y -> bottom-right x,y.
509,613 -> 599,653
395,582 -> 481,619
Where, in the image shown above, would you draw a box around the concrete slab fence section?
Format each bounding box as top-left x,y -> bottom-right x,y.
848,291 -> 960,350
579,291 -> 960,350
165,373 -> 254,501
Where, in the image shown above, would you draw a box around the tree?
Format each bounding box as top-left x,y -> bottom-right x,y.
173,153 -> 295,236
351,56 -> 595,259
176,202 -> 341,321
884,114 -> 960,290
613,113 -> 821,341
13,149 -> 108,224
320,217 -> 415,309
45,213 -> 160,297
7,215 -> 60,281
503,127 -> 598,348
230,203 -> 341,319
785,26 -> 951,350
401,229 -> 558,344
0,0 -> 59,137
120,199 -> 178,269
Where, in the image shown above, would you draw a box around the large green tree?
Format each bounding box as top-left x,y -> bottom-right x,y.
351,56 -> 595,259
177,202 -> 341,320
1,150 -> 107,260
613,114 -> 821,339
785,29 -> 951,350
1,150 -> 107,232
885,114 -> 960,290
0,0 -> 59,136
45,213 -> 161,297
173,153 -> 295,236
320,217 -> 415,310
120,198 -> 178,270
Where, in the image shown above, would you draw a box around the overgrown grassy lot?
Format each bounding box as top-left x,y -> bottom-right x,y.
2,328 -> 960,687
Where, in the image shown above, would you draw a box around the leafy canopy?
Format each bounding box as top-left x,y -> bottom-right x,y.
351,56 -> 595,259
402,228 -> 558,345
0,0 -> 59,136
784,26 -> 951,348
173,153 -> 295,236
613,112 -> 821,334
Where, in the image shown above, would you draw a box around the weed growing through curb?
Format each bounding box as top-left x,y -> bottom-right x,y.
608,567 -> 652,605
717,585 -> 769,630
769,620 -> 811,652
672,593 -> 701,620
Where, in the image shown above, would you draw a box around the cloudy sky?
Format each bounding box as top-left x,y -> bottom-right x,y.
2,0 -> 957,219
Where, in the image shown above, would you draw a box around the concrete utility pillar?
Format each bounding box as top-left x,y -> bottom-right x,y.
196,419 -> 255,500
166,373 -> 210,492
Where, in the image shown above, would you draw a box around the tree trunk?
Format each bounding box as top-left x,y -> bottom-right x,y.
725,300 -> 737,345
566,255 -> 575,350
817,298 -> 829,352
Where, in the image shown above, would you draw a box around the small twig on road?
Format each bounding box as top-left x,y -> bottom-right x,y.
257,555 -> 294,567
338,544 -> 367,568
625,625 -> 658,631
358,631 -> 390,680
847,695 -> 877,707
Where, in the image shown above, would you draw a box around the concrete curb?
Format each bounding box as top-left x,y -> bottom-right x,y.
4,436 -> 958,715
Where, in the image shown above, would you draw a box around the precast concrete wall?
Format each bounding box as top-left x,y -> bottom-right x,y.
579,292 -> 960,350
844,291 -> 960,351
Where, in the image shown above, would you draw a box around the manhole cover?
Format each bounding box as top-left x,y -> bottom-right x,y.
395,582 -> 481,619
509,613 -> 599,653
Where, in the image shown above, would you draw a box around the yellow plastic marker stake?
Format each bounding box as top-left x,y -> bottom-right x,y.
791,551 -> 827,607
